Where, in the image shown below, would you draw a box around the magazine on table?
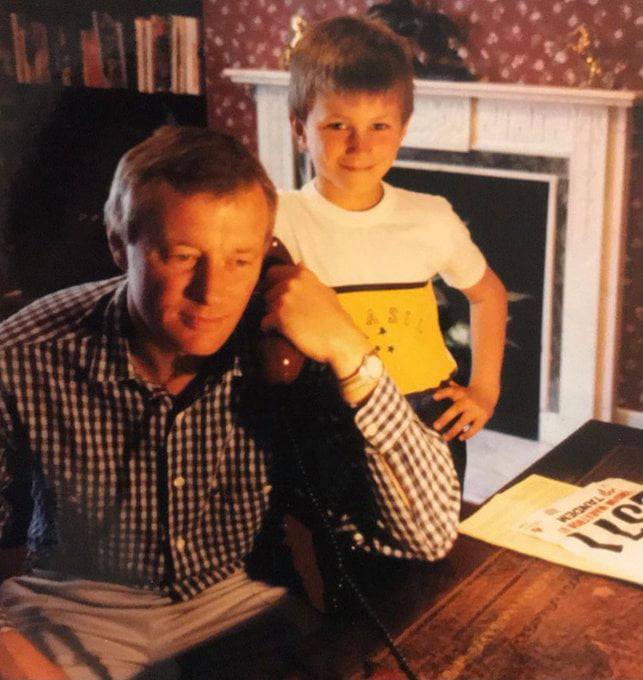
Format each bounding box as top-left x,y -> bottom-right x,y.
516,478 -> 643,582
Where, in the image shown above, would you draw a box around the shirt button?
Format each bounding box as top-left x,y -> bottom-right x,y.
175,537 -> 186,552
173,476 -> 185,489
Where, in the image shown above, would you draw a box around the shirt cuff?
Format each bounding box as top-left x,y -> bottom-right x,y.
353,372 -> 414,454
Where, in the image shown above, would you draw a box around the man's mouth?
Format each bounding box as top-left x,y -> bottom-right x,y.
180,312 -> 227,329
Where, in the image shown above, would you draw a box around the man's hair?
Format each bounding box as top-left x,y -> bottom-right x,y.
104,125 -> 277,242
288,15 -> 414,123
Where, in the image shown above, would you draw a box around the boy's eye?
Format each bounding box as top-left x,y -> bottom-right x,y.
372,122 -> 390,131
325,122 -> 346,130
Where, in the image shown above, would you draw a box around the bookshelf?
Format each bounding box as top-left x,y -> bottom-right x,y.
1,0 -> 203,94
0,1 -> 206,317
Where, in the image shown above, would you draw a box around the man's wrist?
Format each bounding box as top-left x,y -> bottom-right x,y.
326,332 -> 373,381
337,350 -> 384,407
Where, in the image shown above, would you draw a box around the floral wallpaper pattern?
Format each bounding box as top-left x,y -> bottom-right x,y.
202,0 -> 642,412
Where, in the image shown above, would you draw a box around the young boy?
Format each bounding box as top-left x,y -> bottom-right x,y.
275,15 -> 507,486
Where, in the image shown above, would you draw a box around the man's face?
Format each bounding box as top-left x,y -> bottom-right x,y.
121,183 -> 270,361
295,87 -> 408,210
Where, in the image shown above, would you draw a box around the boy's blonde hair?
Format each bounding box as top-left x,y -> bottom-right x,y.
288,15 -> 414,123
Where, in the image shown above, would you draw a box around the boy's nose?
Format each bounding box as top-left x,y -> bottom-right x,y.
347,128 -> 372,153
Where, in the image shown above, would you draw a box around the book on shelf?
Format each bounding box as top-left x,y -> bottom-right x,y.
92,11 -> 127,89
50,24 -> 76,86
184,16 -> 201,96
81,27 -> 107,88
10,13 -> 51,84
170,14 -> 183,94
135,14 -> 201,95
150,14 -> 171,92
0,7 -> 14,80
134,17 -> 150,93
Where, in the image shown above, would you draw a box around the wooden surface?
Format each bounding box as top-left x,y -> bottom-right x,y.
240,420 -> 642,679
363,427 -> 642,680
206,420 -> 642,680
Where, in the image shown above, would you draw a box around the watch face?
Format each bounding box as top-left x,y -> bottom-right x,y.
362,353 -> 383,380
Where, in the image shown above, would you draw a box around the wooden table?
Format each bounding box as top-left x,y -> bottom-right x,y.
341,420 -> 643,680
180,420 -> 641,679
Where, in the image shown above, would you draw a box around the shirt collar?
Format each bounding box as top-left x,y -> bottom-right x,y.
84,277 -> 136,385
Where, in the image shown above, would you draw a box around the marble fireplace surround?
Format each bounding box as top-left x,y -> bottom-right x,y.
225,68 -> 640,444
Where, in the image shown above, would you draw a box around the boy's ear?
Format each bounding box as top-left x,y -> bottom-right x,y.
107,229 -> 128,272
290,115 -> 308,152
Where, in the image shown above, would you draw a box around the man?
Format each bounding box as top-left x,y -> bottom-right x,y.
0,126 -> 460,679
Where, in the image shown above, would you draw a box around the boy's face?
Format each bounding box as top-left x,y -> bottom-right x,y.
293,88 -> 409,211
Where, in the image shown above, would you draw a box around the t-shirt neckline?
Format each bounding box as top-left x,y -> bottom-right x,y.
301,180 -> 396,228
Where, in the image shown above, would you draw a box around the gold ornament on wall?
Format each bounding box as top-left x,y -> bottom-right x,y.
567,24 -> 603,86
280,14 -> 308,70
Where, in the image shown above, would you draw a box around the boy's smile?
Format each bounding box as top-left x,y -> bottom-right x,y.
293,88 -> 409,211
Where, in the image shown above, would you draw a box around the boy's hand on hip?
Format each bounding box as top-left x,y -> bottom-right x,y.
432,381 -> 498,442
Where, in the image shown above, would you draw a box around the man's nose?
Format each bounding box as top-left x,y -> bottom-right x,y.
186,260 -> 226,305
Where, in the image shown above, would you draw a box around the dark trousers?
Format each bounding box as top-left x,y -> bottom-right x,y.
406,388 -> 467,492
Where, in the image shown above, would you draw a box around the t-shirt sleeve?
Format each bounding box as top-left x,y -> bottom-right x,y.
433,197 -> 488,290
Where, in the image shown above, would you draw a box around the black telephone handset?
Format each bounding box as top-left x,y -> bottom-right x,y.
256,244 -> 417,679
254,237 -> 306,384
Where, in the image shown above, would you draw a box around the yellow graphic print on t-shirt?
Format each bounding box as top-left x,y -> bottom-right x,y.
336,282 -> 456,395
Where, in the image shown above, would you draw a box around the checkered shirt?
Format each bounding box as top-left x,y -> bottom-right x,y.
0,277 -> 460,628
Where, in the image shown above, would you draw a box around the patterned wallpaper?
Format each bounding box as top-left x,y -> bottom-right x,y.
202,0 -> 642,412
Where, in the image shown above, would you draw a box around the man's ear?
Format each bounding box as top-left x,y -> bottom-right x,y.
107,229 -> 127,272
290,115 -> 307,153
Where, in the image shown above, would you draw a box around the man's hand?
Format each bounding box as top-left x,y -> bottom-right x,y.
432,380 -> 498,442
261,264 -> 372,379
0,629 -> 69,679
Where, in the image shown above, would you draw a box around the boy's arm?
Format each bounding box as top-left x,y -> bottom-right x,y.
434,266 -> 507,442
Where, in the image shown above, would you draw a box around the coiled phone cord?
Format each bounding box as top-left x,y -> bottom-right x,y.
282,407 -> 419,680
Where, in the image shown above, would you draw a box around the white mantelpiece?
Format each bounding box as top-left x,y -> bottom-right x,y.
225,68 -> 641,444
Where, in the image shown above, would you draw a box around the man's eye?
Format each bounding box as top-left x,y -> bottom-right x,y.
325,122 -> 346,130
373,122 -> 390,131
170,253 -> 198,265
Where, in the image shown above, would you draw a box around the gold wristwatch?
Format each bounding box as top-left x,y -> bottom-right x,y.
338,350 -> 384,407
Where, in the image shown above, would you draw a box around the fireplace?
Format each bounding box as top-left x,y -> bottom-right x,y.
224,68 -> 640,445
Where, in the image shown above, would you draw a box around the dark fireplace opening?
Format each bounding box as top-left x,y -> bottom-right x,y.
385,166 -> 549,440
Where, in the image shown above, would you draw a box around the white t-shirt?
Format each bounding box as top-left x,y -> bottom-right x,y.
275,181 -> 487,392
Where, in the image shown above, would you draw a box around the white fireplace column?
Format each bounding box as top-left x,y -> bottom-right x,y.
225,68 -> 641,444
